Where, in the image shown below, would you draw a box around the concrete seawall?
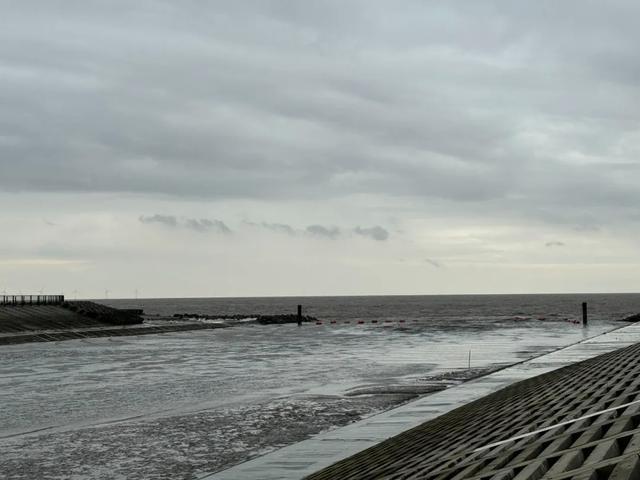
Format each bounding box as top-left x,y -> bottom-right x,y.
0,301 -> 151,345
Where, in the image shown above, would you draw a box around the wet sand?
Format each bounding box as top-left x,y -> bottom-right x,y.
0,368 -> 497,480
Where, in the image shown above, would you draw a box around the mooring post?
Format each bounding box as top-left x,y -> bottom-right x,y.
582,302 -> 588,326
297,304 -> 302,326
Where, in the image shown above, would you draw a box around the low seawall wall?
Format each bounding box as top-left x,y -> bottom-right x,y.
0,295 -> 64,306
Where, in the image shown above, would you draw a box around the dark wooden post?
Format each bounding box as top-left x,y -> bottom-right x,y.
582,302 -> 588,326
297,304 -> 302,326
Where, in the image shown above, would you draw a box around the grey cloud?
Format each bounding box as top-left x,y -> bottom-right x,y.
140,215 -> 230,233
545,241 -> 565,247
244,221 -> 297,236
185,218 -> 231,234
260,222 -> 296,236
139,214 -> 178,227
2,2 -> 640,228
425,259 -> 442,268
354,226 -> 389,241
247,221 -> 394,241
573,224 -> 601,233
306,225 -> 341,239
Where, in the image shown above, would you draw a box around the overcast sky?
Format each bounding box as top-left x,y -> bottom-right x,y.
2,1 -> 640,298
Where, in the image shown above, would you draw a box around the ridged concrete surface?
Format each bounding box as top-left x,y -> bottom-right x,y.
200,323 -> 640,480
0,302 -> 166,345
0,305 -> 103,333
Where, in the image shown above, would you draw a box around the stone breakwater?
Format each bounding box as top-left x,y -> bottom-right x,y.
172,313 -> 318,324
621,313 -> 640,322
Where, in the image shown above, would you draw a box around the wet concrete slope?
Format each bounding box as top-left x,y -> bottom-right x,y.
0,304 -> 105,332
0,302 -> 175,345
308,336 -> 640,479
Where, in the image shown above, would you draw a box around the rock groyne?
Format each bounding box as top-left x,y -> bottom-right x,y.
172,313 -> 318,324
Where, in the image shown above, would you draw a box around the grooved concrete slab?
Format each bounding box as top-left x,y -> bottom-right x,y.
199,323 -> 640,480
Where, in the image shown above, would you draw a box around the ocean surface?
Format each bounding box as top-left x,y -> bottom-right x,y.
2,293 -> 639,479
105,292 -> 640,326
